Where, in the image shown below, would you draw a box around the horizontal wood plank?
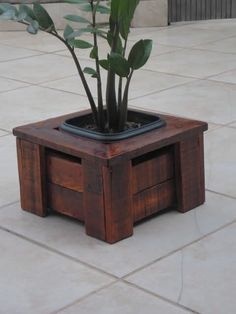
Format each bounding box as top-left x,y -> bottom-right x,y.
47,151 -> 83,192
47,183 -> 84,221
132,148 -> 174,194
133,180 -> 176,222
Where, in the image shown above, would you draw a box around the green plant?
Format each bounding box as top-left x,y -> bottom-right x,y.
0,0 -> 152,132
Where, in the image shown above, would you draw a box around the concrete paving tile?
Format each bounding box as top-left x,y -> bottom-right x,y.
229,121 -> 236,128
205,126 -> 236,198
0,229 -> 114,314
0,129 -> 8,137
0,86 -> 90,131
130,80 -> 236,125
196,36 -> 236,54
42,70 -> 194,100
58,282 -> 191,314
131,25 -> 229,48
0,31 -> 66,52
0,44 -> 41,62
210,69 -> 236,85
0,191 -> 236,277
0,77 -> 28,93
144,48 -> 236,78
127,222 -> 236,314
0,135 -> 19,207
0,54 -> 77,84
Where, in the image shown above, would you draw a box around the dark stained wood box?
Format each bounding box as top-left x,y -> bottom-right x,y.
13,109 -> 208,243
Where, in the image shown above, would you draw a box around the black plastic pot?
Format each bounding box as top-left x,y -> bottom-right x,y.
60,109 -> 166,142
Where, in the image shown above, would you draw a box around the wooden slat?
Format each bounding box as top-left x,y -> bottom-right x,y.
16,139 -> 47,216
134,180 -> 176,222
47,151 -> 83,192
47,183 -> 84,221
132,148 -> 174,194
83,159 -> 106,240
103,161 -> 133,244
175,134 -> 205,212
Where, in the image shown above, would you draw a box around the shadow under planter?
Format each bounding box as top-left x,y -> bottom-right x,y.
13,109 -> 208,244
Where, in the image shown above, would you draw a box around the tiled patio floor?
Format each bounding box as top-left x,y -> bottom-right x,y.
0,19 -> 236,314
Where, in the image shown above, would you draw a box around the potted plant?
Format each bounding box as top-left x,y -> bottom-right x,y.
0,0 -> 208,243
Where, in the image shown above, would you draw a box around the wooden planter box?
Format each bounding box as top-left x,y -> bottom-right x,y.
13,110 -> 208,243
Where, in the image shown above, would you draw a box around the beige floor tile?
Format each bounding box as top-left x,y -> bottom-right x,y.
210,69 -> 236,85
196,36 -> 236,54
127,222 -> 236,314
0,229 -> 113,314
0,129 -> 8,137
229,121 -> 236,128
0,86 -> 90,131
205,126 -> 236,198
185,19 -> 236,37
0,77 -> 28,93
130,80 -> 236,124
0,135 -> 19,207
58,282 -> 191,314
144,49 -> 236,78
0,54 -> 78,84
0,44 -> 41,62
131,25 -> 228,48
0,191 -> 236,277
42,70 -> 194,100
0,31 -> 66,52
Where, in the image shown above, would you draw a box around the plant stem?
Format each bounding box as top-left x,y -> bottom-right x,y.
118,38 -> 128,112
91,0 -> 105,130
52,31 -> 99,125
118,70 -> 134,131
106,23 -> 119,129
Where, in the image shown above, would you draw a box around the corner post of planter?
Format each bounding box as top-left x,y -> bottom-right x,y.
16,138 -> 47,217
83,158 -> 133,244
174,133 -> 205,213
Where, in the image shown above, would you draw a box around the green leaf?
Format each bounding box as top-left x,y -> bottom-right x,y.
69,39 -> 93,49
99,59 -> 109,71
128,39 -> 152,70
90,46 -> 98,59
66,27 -> 107,39
109,52 -> 130,77
83,67 -> 98,78
27,20 -> 39,34
64,0 -> 88,3
0,4 -> 17,20
33,3 -> 55,31
95,5 -> 110,14
63,24 -> 74,39
64,14 -> 90,24
18,4 -> 36,23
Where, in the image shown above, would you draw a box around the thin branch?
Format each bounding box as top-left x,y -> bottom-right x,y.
91,0 -> 105,130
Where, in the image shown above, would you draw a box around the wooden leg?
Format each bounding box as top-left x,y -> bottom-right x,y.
175,133 -> 205,213
16,138 -> 47,217
83,159 -> 133,243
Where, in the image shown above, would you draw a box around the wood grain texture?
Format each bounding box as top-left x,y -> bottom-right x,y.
16,138 -> 47,216
133,180 -> 176,222
175,134 -> 205,213
132,147 -> 174,194
14,110 -> 207,243
47,183 -> 84,221
47,150 -> 83,192
102,161 -> 133,244
83,159 -> 106,240
13,109 -> 208,166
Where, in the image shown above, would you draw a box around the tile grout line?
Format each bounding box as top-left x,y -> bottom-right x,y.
0,200 -> 19,210
205,189 -> 236,201
123,280 -> 201,314
0,224 -> 119,280
121,218 -> 236,280
50,281 -> 118,314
